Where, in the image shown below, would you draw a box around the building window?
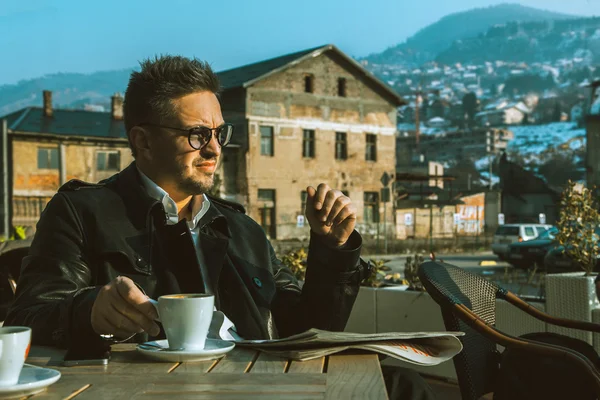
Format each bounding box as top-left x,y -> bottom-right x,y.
258,189 -> 276,239
365,134 -> 377,161
97,151 -> 120,171
304,75 -> 313,93
260,126 -> 274,156
335,132 -> 347,160
302,129 -> 315,158
37,147 -> 58,169
364,192 -> 379,223
301,190 -> 308,214
338,78 -> 347,97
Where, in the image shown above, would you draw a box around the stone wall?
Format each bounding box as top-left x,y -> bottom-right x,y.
237,53 -> 397,239
11,137 -> 132,228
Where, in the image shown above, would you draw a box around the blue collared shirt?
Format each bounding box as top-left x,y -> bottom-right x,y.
137,167 -> 212,292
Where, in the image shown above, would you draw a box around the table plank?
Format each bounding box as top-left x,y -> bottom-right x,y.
170,359 -> 218,374
45,375 -> 154,400
26,346 -> 387,400
135,394 -> 324,400
287,358 -> 325,374
28,344 -> 177,375
107,344 -> 178,374
28,374 -> 92,400
249,352 -> 287,374
325,354 -> 388,400
135,394 -> 323,400
132,374 -> 326,400
209,347 -> 257,373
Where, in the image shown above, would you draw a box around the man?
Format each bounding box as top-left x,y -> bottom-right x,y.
5,55 -> 370,350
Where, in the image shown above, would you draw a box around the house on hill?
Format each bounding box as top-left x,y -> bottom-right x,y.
498,153 -> 560,224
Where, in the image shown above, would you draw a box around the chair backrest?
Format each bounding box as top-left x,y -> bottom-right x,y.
418,260 -> 504,400
0,240 -> 31,321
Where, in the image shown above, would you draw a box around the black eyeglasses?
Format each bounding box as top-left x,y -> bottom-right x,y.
139,122 -> 234,150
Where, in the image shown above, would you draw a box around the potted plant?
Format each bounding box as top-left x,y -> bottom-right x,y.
545,181 -> 600,344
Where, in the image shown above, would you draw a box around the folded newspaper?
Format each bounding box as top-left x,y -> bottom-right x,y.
209,311 -> 463,365
232,328 -> 464,365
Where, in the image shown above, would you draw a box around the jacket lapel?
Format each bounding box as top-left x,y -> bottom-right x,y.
155,221 -> 206,294
197,232 -> 228,296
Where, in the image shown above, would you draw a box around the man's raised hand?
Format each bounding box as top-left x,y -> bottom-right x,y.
305,183 -> 357,247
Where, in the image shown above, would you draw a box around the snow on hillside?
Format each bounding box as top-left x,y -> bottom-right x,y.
475,122 -> 585,183
475,122 -> 584,169
507,122 -> 585,157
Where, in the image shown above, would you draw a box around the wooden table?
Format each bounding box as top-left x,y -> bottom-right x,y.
25,344 -> 388,399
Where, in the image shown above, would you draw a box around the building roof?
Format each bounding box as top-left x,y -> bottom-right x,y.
3,107 -> 126,140
498,153 -> 559,198
588,80 -> 600,89
217,44 -> 405,106
217,46 -> 324,90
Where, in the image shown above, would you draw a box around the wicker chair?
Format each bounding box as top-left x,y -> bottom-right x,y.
418,260 -> 600,400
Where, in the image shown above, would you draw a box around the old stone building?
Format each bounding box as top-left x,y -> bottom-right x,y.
217,45 -> 404,239
0,91 -> 132,234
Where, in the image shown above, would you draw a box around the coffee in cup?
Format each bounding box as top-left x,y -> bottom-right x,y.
151,294 -> 214,350
0,327 -> 31,386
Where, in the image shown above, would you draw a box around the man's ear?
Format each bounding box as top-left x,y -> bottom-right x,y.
129,126 -> 152,157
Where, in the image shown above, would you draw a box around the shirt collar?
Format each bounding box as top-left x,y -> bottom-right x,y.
136,166 -> 210,228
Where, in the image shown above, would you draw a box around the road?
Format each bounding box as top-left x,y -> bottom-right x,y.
367,251 -> 543,299
366,251 -> 510,271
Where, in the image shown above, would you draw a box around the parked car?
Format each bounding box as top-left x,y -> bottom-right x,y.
507,226 -> 558,269
491,224 -> 552,260
544,227 -> 600,274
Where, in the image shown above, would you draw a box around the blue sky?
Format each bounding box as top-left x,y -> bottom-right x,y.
1,0 -> 599,85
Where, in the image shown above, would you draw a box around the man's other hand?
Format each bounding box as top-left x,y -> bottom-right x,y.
305,184 -> 357,247
91,276 -> 160,338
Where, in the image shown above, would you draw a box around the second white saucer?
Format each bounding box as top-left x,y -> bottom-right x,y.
137,338 -> 235,362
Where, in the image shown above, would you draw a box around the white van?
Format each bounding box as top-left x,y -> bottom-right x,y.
491,224 -> 552,260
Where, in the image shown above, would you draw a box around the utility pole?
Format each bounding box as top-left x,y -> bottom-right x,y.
380,172 -> 392,254
489,154 -> 493,190
486,130 -> 493,190
1,119 -> 8,238
429,205 -> 433,254
411,75 -> 431,157
415,90 -> 421,149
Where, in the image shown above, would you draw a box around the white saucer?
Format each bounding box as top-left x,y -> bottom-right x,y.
0,364 -> 61,399
137,339 -> 235,362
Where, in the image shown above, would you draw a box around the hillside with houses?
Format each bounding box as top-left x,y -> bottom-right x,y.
0,3 -> 594,193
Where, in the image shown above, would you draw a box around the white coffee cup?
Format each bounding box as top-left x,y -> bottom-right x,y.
0,327 -> 31,386
149,294 -> 214,350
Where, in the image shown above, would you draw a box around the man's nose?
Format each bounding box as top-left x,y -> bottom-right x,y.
202,133 -> 221,158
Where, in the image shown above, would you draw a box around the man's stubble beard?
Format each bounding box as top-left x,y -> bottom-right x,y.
174,154 -> 217,195
177,170 -> 214,195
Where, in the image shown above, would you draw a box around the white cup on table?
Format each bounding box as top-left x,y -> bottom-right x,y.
149,294 -> 214,350
0,326 -> 31,386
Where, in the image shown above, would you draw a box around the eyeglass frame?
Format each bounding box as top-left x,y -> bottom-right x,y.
137,122 -> 234,150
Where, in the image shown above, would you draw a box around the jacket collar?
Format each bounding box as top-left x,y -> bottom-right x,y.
115,162 -> 164,230
199,201 -> 232,238
115,162 -> 230,237
137,165 -> 211,228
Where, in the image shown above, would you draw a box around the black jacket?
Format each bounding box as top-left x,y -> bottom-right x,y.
6,163 -> 368,349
